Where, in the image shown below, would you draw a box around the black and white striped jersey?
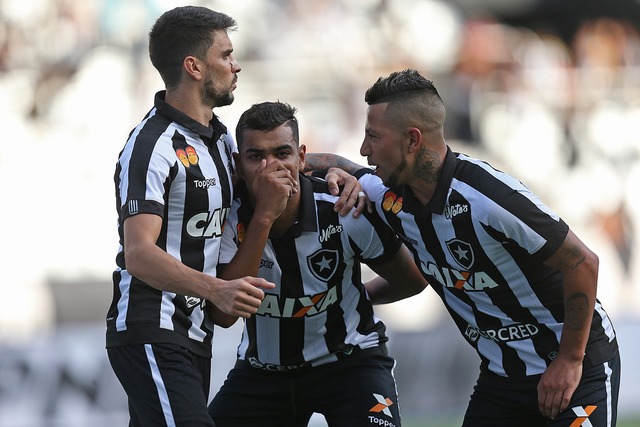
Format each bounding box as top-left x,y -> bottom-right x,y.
358,147 -> 617,378
107,91 -> 236,358
219,174 -> 401,370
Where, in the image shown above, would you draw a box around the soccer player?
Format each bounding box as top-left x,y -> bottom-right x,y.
106,7 -> 275,426
207,101 -> 427,427
304,69 -> 620,427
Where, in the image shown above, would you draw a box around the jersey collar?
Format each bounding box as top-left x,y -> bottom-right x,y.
297,174 -> 318,233
274,174 -> 318,239
154,91 -> 228,141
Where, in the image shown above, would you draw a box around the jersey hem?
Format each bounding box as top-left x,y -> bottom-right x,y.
105,328 -> 212,358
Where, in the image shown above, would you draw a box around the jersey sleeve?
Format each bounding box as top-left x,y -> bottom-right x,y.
117,134 -> 176,221
221,120 -> 238,174
497,186 -> 569,261
464,165 -> 569,262
341,207 -> 401,265
357,170 -> 388,207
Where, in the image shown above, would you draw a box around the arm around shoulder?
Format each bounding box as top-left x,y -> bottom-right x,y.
304,152 -> 366,175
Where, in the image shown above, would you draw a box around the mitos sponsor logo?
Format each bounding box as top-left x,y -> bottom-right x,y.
421,261 -> 499,291
186,207 -> 229,238
257,286 -> 338,318
464,323 -> 540,343
444,203 -> 469,219
319,224 -> 343,242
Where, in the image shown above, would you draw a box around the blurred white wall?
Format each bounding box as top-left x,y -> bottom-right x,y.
0,0 -> 639,425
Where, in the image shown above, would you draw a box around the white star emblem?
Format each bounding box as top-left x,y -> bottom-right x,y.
315,256 -> 333,271
454,245 -> 469,260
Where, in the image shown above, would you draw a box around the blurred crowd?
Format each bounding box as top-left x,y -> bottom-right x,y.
1,0 -> 640,337
1,1 -> 640,425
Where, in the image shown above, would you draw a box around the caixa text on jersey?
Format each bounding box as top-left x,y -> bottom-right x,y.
185,207 -> 229,238
421,261 -> 499,291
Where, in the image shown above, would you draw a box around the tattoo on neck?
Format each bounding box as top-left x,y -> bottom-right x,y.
413,146 -> 439,183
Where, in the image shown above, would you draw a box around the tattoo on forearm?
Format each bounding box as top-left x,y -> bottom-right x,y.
559,244 -> 586,270
304,153 -> 363,173
303,153 -> 332,172
565,292 -> 589,331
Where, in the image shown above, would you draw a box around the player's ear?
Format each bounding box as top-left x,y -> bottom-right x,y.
298,144 -> 306,169
183,55 -> 202,80
407,127 -> 422,153
232,152 -> 243,178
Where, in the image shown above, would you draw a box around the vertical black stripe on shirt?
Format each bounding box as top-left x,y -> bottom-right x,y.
315,200 -> 349,352
207,135 -> 231,208
125,116 -> 167,203
444,188 -> 531,373
362,208 -> 403,259
169,131 -> 212,337
171,131 -> 208,274
155,170 -> 176,253
127,275 -> 164,327
447,189 -> 525,373
413,209 -> 497,355
114,160 -> 124,249
455,159 -> 568,261
272,235 -> 306,365
233,203 -> 260,361
450,179 -> 562,370
106,270 -> 123,333
350,209 -> 393,339
453,161 -> 566,372
222,136 -> 235,176
118,116 -> 170,327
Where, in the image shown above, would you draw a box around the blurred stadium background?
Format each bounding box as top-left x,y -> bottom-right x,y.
1,0 -> 639,426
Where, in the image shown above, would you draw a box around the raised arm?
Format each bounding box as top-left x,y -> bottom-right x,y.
536,229 -> 598,420
208,161 -> 292,327
304,152 -> 366,175
365,244 -> 428,304
305,153 -> 371,216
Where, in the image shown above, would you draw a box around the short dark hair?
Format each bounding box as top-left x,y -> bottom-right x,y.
365,69 -> 442,105
365,69 -> 446,132
236,101 -> 300,147
149,6 -> 237,88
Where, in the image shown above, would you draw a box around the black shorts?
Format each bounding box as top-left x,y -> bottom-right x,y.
208,346 -> 401,427
462,352 -> 621,427
107,343 -> 214,427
